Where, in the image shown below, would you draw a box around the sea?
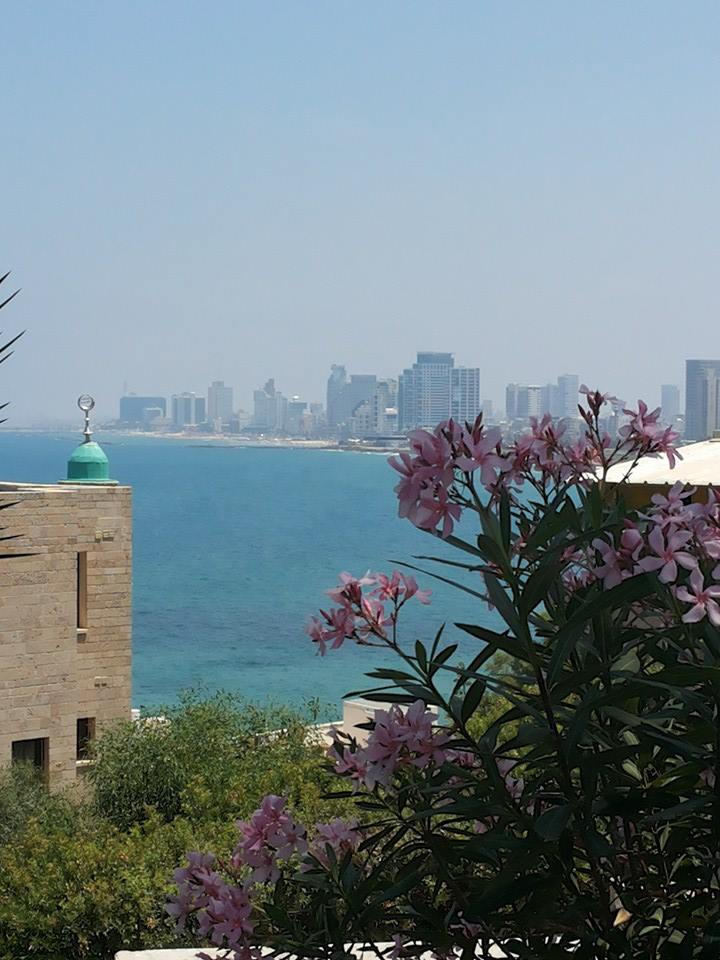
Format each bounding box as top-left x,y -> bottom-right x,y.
1,433 -> 497,718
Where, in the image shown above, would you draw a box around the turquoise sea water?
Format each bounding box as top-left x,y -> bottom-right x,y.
1,433 -> 496,716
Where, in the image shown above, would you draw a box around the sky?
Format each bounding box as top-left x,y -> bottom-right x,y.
2,1 -> 719,424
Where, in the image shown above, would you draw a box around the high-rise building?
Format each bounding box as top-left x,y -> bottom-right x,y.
556,374 -> 580,418
171,393 -> 206,429
661,384 -> 680,424
326,365 -> 347,428
119,395 -> 166,425
326,366 -> 378,433
685,360 -> 720,440
207,381 -> 234,425
252,379 -> 288,433
451,367 -> 481,423
506,375 -> 579,423
398,353 -> 480,431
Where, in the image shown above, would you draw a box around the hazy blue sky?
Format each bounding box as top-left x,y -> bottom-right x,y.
2,1 -> 719,423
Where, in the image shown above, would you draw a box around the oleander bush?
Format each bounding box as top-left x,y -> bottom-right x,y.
169,391 -> 720,959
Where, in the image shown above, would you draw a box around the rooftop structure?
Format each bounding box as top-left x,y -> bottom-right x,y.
0,397 -> 131,788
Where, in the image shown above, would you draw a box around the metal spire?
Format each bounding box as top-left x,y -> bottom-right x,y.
77,395 -> 95,444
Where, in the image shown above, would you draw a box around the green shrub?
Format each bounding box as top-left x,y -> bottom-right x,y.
89,691 -> 347,829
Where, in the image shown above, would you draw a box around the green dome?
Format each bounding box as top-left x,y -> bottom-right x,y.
62,441 -> 117,485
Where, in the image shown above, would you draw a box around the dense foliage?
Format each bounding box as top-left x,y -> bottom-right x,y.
0,695 -> 343,960
171,391 -> 720,959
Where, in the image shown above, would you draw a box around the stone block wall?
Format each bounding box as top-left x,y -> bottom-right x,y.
0,481 -> 132,788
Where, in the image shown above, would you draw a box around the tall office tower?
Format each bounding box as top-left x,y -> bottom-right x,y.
398,352 -> 480,431
685,360 -> 720,440
661,384 -> 680,424
516,385 -> 544,419
207,381 -> 234,424
451,366 -> 481,423
119,395 -> 167,425
326,365 -> 348,428
556,374 -> 580,418
252,378 -> 287,432
505,383 -> 521,420
171,393 -> 206,428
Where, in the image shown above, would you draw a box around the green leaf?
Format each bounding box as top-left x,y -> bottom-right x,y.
534,804 -> 573,840
455,622 -> 534,665
460,678 -> 487,724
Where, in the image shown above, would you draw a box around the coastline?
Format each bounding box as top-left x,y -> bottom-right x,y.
0,426 -> 407,454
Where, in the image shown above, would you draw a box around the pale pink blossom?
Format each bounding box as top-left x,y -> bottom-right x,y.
675,569 -> 720,626
636,527 -> 696,583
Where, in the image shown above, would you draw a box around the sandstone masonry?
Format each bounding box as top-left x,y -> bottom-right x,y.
0,481 -> 132,788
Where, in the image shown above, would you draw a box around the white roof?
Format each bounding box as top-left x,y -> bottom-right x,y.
605,439 -> 720,486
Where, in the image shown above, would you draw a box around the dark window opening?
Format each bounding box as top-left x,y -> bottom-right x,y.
76,717 -> 95,760
77,552 -> 88,629
12,737 -> 48,774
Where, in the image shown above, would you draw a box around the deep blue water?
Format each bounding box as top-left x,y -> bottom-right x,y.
1,433 -> 496,716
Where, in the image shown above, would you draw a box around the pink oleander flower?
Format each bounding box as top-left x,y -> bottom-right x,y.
197,883 -> 255,951
374,570 -> 432,605
330,701 -> 449,791
592,524 -> 643,589
454,424 -> 507,488
326,571 -> 376,606
649,481 -> 696,529
636,527 -> 697,584
675,569 -> 720,626
620,399 -> 663,442
305,605 -> 357,655
304,818 -> 360,870
411,484 -> 463,538
235,795 -> 307,883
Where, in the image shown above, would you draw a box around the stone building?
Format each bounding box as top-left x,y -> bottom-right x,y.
0,398 -> 131,788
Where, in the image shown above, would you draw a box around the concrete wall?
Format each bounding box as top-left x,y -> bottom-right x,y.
0,481 -> 132,788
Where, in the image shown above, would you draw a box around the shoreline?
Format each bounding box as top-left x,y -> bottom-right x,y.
1,427 -> 407,454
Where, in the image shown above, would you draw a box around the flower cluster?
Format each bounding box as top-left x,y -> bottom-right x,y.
166,852 -> 259,960
590,482 -> 720,625
330,700 -> 449,791
306,570 -> 431,655
303,817 -> 361,870
235,794 -> 308,883
388,391 -> 680,540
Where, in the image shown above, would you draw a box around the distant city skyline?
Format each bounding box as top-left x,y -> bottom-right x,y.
2,3 -> 718,425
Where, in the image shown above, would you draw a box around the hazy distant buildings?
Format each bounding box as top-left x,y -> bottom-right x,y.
685,360 -> 720,441
347,379 -> 398,438
505,375 -> 579,423
660,384 -> 680,424
171,392 -> 206,429
119,395 -> 166,426
326,365 -> 378,433
207,381 -> 233,425
398,352 -> 480,431
252,379 -> 288,433
506,383 -> 543,420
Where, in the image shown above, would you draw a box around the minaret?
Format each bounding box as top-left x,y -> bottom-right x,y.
60,395 -> 118,485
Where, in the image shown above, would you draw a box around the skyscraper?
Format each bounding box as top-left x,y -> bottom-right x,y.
252,379 -> 288,433
661,384 -> 680,424
556,374 -> 580,418
397,353 -> 481,431
326,365 -> 347,428
207,381 -> 234,424
326,365 -> 377,433
171,393 -> 206,428
685,360 -> 720,440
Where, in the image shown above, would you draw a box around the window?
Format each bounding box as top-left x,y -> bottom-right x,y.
77,551 -> 88,630
76,717 -> 95,761
12,737 -> 48,775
